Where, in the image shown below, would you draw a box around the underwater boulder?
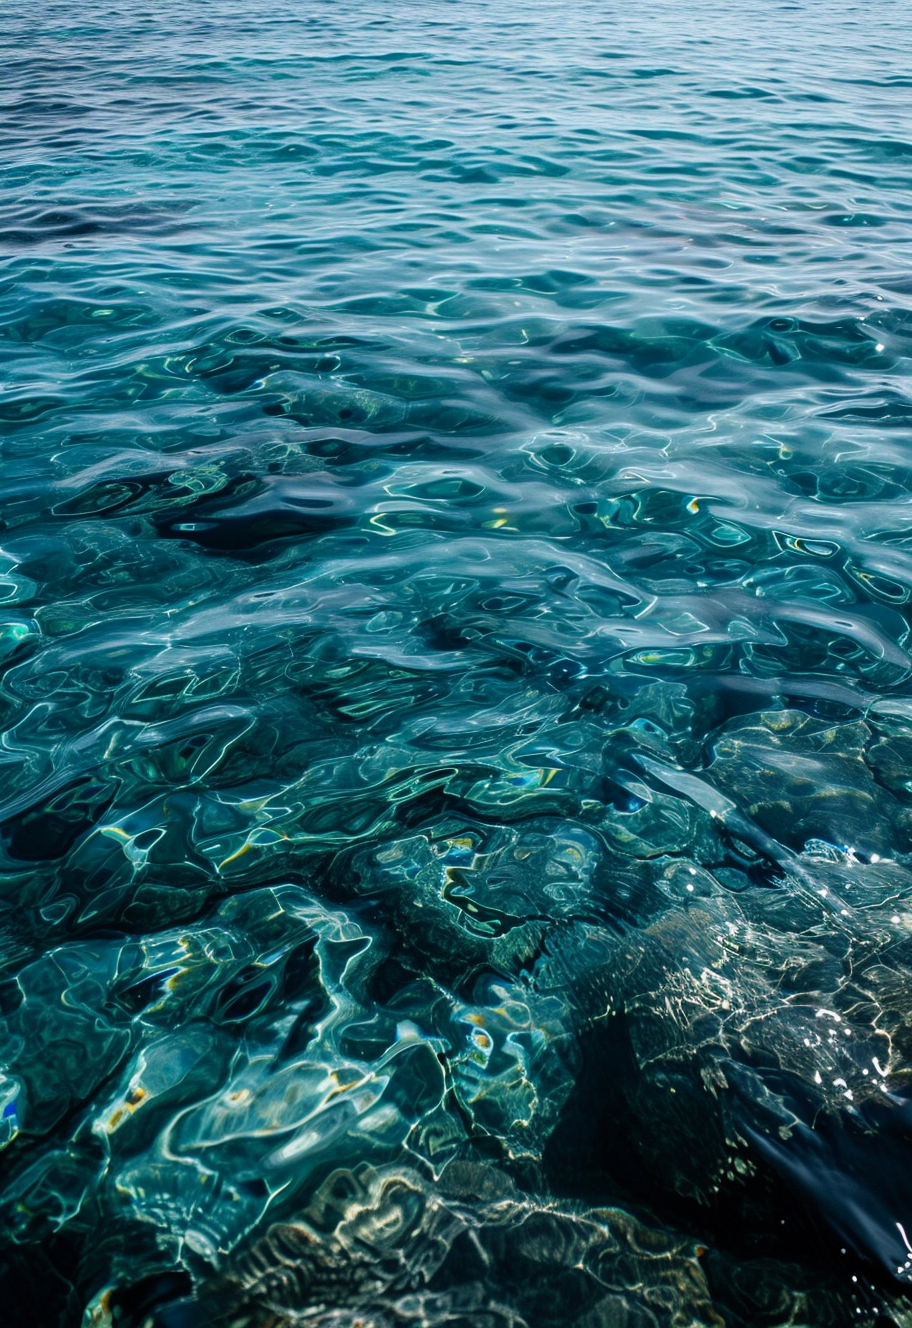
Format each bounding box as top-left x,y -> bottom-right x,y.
543,850 -> 912,1285
706,710 -> 912,858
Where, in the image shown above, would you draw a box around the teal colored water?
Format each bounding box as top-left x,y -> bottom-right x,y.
4,1 -> 912,1323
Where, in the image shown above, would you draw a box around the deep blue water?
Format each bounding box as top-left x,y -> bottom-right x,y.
4,1 -> 912,1324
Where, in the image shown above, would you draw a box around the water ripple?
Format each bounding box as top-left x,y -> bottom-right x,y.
3,0 -> 912,1324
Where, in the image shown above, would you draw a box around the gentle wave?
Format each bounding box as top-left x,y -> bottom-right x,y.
3,0 -> 912,1324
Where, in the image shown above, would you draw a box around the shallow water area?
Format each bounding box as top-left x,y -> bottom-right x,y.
4,0 -> 912,1323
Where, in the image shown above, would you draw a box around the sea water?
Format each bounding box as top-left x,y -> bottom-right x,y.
3,1 -> 912,1324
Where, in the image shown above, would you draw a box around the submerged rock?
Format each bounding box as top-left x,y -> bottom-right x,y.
542,848 -> 912,1286
707,710 -> 912,858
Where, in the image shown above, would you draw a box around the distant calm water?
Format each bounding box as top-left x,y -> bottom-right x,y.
4,1 -> 912,1323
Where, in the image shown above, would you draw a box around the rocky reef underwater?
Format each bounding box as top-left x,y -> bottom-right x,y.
5,648 -> 912,1328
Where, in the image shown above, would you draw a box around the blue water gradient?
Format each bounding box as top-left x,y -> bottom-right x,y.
4,1 -> 912,1324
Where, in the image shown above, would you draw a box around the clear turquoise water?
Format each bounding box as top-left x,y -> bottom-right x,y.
4,1 -> 912,1324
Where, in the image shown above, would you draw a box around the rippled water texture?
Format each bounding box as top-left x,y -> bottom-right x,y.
4,1 -> 912,1323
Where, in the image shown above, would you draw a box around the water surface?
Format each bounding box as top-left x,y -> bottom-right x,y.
4,1 -> 912,1324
